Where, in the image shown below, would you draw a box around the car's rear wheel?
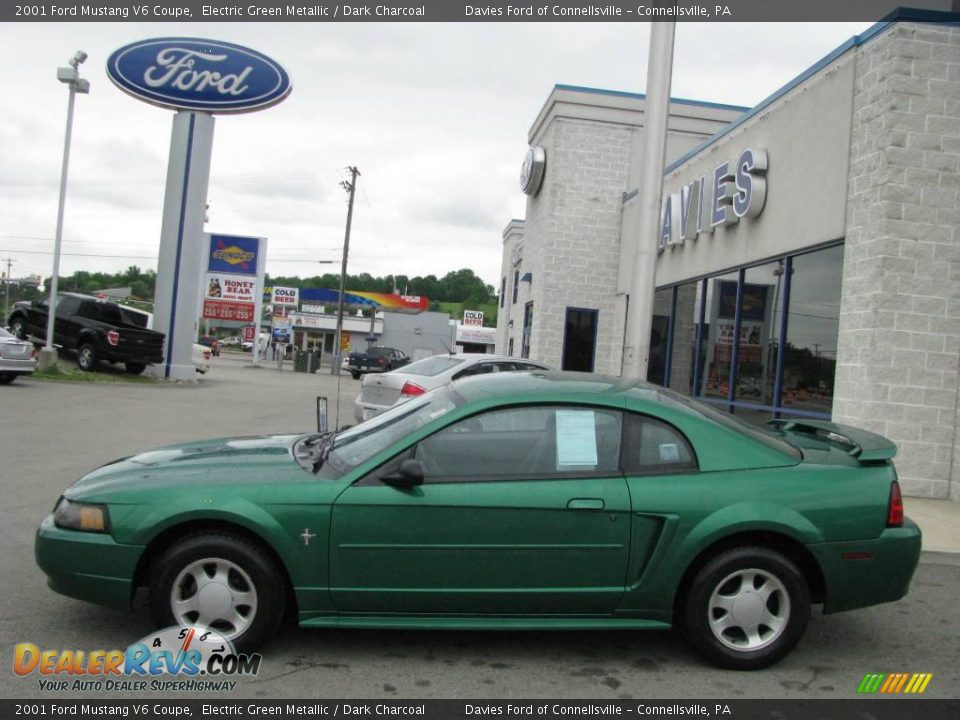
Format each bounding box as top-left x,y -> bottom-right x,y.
9,318 -> 26,340
125,362 -> 147,375
77,343 -> 98,372
0,373 -> 15,384
148,532 -> 285,653
350,370 -> 360,380
682,546 -> 809,670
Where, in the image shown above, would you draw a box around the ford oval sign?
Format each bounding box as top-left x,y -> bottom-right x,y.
107,38 -> 291,114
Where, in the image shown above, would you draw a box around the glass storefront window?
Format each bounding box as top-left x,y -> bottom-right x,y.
781,245 -> 843,418
700,271 -> 740,403
668,281 -> 700,395
648,288 -> 672,386
651,242 -> 842,425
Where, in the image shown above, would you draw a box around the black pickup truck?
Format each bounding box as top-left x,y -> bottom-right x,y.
7,293 -> 165,374
346,346 -> 410,379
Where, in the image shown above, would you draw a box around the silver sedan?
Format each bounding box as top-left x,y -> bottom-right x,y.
0,327 -> 37,384
354,353 -> 550,423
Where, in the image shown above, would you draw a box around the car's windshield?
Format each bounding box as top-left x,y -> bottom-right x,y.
394,355 -> 465,376
302,384 -> 464,479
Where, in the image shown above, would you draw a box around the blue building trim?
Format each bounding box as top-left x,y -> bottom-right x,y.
552,83 -> 750,113
614,7 -> 960,204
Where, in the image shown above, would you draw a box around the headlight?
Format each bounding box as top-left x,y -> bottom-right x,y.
53,498 -> 109,533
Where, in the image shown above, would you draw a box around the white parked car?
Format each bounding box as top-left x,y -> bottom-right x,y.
354,353 -> 550,423
0,326 -> 37,384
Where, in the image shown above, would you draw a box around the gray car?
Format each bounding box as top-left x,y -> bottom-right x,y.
354,353 -> 550,423
0,327 -> 37,384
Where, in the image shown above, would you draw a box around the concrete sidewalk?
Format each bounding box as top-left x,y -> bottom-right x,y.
908,497 -> 960,554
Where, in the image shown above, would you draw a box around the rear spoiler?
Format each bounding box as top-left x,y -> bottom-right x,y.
766,419 -> 897,462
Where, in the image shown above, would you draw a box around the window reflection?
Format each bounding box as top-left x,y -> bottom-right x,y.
700,271 -> 739,402
669,281 -> 699,395
649,288 -> 672,386
781,245 -> 842,418
652,243 -> 843,425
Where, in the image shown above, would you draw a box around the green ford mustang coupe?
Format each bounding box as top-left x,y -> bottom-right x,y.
36,372 -> 921,670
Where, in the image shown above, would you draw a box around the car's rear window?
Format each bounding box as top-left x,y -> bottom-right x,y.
653,387 -> 802,461
396,355 -> 466,377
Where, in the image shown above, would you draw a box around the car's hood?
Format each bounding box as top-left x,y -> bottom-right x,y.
66,434 -> 309,498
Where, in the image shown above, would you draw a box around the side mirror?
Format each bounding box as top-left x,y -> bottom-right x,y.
382,459 -> 424,488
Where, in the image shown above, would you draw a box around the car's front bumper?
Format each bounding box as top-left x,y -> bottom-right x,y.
35,514 -> 144,611
810,518 -> 922,614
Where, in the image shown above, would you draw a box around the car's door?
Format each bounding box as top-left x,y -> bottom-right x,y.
53,296 -> 83,347
329,404 -> 631,615
619,412 -> 701,589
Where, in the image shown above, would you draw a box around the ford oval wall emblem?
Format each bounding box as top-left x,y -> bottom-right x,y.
106,38 -> 291,114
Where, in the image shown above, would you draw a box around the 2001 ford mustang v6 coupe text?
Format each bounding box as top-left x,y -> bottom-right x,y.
35,372 -> 921,669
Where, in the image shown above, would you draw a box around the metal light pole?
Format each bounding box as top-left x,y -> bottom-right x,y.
39,50 -> 89,371
621,23 -> 675,380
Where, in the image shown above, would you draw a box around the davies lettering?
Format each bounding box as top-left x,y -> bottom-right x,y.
659,148 -> 768,253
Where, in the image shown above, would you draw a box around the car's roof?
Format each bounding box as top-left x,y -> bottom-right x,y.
451,369 -> 645,402
423,352 -> 548,364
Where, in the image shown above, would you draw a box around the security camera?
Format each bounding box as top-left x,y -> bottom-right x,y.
69,50 -> 88,67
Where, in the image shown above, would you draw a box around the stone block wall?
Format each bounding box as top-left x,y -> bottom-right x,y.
836,22 -> 960,498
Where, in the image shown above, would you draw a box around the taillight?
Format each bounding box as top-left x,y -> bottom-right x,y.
106,331 -> 120,346
378,357 -> 386,366
400,381 -> 426,397
887,480 -> 904,527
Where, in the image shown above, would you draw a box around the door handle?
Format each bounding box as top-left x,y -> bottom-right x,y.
567,498 -> 605,510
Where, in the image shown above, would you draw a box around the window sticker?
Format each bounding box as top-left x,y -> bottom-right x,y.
555,410 -> 598,467
659,443 -> 681,463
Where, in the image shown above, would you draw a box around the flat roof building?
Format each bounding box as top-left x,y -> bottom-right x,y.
498,10 -> 960,500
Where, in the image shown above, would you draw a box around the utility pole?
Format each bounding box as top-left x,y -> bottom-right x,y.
2,257 -> 14,320
333,166 -> 360,376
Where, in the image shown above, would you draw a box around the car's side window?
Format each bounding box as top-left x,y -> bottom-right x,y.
452,363 -> 499,380
621,413 -> 698,475
413,405 -> 623,483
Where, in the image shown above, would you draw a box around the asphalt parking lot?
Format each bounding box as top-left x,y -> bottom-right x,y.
1,352 -> 959,700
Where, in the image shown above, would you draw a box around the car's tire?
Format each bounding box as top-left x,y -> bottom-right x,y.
77,343 -> 99,372
125,362 -> 147,375
350,370 -> 360,380
681,546 -> 810,670
0,373 -> 15,385
148,531 -> 286,653
9,318 -> 26,340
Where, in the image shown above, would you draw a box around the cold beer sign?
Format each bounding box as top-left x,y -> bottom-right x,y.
659,148 -> 768,253
271,286 -> 299,308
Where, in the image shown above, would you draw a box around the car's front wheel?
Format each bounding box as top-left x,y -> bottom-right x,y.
682,546 -> 810,670
148,532 -> 286,653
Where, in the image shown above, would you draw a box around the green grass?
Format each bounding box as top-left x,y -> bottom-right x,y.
32,364 -> 160,384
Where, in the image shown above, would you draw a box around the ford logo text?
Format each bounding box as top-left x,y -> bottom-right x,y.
107,38 -> 291,114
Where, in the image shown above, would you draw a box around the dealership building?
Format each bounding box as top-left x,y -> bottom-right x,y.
497,10 -> 960,500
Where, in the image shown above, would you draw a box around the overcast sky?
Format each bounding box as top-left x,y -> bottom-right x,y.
0,21 -> 871,290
